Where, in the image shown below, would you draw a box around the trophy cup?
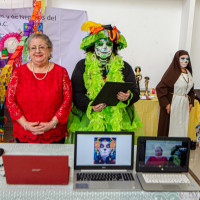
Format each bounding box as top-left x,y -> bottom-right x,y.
134,66 -> 142,90
144,76 -> 151,99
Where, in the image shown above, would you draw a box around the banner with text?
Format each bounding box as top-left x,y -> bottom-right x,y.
0,7 -> 88,77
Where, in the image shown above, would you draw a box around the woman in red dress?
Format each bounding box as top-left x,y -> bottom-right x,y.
6,33 -> 72,143
145,146 -> 168,166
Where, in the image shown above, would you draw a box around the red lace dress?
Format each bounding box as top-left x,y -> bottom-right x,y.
6,63 -> 72,143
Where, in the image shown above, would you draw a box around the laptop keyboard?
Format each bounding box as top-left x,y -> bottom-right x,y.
142,173 -> 191,184
77,172 -> 134,181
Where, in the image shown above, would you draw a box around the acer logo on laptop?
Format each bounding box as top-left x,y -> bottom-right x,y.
32,169 -> 41,172
3,155 -> 70,185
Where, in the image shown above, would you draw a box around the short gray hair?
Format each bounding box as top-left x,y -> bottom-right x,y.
27,33 -> 53,50
155,146 -> 163,152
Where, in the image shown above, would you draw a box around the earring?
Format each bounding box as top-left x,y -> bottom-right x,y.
48,54 -> 53,60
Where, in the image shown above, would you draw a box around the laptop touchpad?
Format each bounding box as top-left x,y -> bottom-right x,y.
162,185 -> 181,190
76,183 -> 89,189
89,182 -> 109,189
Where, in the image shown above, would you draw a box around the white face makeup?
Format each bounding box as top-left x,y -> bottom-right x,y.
179,55 -> 189,68
95,38 -> 113,59
99,141 -> 111,159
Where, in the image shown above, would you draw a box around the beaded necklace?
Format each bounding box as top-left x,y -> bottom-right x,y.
181,71 -> 189,92
32,61 -> 50,80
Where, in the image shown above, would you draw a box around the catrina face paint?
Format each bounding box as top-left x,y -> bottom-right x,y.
179,55 -> 189,68
95,38 -> 113,59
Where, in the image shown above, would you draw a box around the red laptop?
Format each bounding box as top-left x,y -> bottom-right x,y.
2,155 -> 70,185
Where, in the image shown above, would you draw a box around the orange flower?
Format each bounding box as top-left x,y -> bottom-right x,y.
110,138 -> 116,149
94,138 -> 101,149
90,27 -> 104,34
108,26 -> 120,43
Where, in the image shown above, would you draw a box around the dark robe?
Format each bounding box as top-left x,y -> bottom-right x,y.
156,50 -> 194,137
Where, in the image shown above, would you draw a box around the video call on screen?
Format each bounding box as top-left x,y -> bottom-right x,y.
141,140 -> 189,169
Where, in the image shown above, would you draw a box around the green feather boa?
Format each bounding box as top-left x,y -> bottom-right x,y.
83,52 -> 133,131
66,52 -> 143,144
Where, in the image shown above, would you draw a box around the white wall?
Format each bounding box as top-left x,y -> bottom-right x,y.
179,0 -> 195,51
1,0 -> 199,89
47,0 -> 183,90
191,0 -> 200,89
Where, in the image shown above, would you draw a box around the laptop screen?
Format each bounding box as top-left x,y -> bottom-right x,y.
74,131 -> 134,170
136,137 -> 191,173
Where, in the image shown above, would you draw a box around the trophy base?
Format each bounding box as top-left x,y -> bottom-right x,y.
140,93 -> 152,100
144,95 -> 151,100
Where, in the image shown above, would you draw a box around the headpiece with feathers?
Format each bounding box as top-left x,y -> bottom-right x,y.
80,21 -> 127,51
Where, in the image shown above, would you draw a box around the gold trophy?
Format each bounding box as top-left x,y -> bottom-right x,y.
144,76 -> 151,99
134,66 -> 142,90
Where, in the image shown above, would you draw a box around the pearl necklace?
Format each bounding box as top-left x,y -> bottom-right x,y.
32,61 -> 50,80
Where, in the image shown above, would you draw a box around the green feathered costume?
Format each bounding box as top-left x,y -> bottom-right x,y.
66,22 -> 143,144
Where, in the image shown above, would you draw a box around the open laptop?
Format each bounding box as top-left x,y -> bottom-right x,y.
136,136 -> 200,191
73,131 -> 141,191
3,155 -> 70,185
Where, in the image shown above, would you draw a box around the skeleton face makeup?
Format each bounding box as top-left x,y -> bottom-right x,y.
95,38 -> 113,59
99,140 -> 111,159
179,55 -> 189,68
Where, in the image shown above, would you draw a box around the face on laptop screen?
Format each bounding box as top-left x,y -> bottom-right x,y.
136,138 -> 190,172
75,133 -> 133,169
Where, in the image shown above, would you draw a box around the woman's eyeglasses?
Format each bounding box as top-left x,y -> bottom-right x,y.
30,46 -> 50,52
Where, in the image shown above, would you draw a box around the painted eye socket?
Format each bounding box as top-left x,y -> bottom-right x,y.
100,144 -> 104,148
97,42 -> 104,47
106,42 -> 113,47
106,144 -> 110,148
181,57 -> 189,61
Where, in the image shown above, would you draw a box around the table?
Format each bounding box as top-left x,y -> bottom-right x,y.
135,96 -> 200,140
0,143 -> 199,200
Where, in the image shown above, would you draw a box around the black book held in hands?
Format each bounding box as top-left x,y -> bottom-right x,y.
91,82 -> 134,106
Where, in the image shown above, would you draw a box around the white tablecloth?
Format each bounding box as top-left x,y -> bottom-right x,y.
0,143 -> 199,200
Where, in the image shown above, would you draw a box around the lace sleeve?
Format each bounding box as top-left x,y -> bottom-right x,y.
6,69 -> 23,120
55,68 -> 72,124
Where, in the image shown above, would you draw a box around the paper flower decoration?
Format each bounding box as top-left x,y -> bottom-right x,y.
0,32 -> 21,54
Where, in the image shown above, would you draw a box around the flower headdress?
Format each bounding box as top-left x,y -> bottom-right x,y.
80,21 -> 127,50
94,137 -> 116,150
